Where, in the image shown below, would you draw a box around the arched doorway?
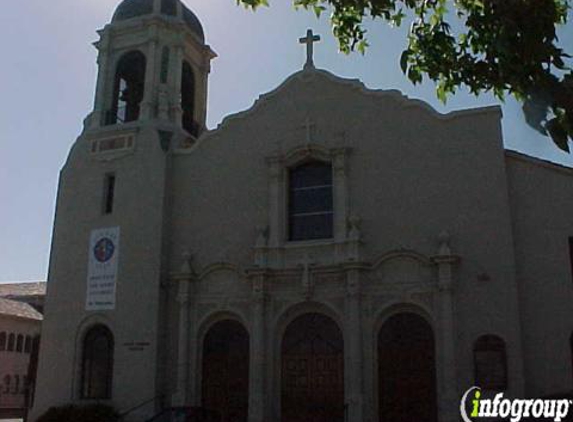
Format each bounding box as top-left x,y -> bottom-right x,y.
281,312 -> 344,422
378,312 -> 437,422
202,320 -> 249,422
81,324 -> 114,399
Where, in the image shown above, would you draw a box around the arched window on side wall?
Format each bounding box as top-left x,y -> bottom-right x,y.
4,375 -> 10,394
288,160 -> 333,241
474,335 -> 508,390
81,325 -> 114,399
107,51 -> 146,125
16,335 -> 23,352
0,332 -> 6,351
181,61 -> 197,136
7,334 -> 15,352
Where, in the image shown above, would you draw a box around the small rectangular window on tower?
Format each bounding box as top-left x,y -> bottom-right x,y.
103,174 -> 116,215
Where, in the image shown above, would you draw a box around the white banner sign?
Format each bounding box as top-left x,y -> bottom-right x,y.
86,227 -> 120,311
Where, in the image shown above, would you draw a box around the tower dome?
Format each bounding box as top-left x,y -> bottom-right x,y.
112,0 -> 204,41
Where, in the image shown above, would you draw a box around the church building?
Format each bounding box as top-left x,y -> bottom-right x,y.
31,0 -> 573,421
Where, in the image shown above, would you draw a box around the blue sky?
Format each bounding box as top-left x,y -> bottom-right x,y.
1,0 -> 572,282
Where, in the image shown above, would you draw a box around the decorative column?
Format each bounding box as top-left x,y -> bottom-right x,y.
344,264 -> 364,422
332,148 -> 349,260
267,157 -> 284,252
197,60 -> 211,130
170,41 -> 184,126
254,226 -> 269,267
432,232 -> 460,422
172,253 -> 196,406
248,269 -> 267,422
91,28 -> 111,128
347,216 -> 362,261
141,24 -> 159,120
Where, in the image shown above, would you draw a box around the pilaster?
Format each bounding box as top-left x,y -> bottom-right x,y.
432,232 -> 460,422
171,253 -> 196,406
267,157 -> 284,250
333,148 -> 348,245
141,25 -> 159,120
171,42 -> 184,126
91,28 -> 111,128
344,263 -> 364,422
247,268 -> 268,422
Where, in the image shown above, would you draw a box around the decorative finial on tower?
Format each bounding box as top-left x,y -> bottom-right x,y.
300,253 -> 315,300
299,29 -> 321,70
437,231 -> 451,256
348,215 -> 362,241
179,250 -> 195,275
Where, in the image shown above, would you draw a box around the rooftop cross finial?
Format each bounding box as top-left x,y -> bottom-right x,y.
299,29 -> 321,69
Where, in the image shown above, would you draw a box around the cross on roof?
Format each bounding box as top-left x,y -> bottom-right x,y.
299,29 -> 321,69
299,117 -> 315,144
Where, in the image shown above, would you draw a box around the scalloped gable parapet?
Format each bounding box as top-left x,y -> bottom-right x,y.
192,67 -> 502,144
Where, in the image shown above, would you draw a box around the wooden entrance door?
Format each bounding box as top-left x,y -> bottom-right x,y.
378,313 -> 437,422
202,320 -> 249,422
281,313 -> 344,422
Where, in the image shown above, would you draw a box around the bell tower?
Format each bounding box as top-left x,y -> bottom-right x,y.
90,0 -> 216,137
31,2 -> 215,421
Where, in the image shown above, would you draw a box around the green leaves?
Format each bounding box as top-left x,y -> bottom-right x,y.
234,0 -> 573,151
236,0 -> 268,10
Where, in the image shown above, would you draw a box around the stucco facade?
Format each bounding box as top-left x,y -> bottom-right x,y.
0,292 -> 43,418
31,1 -> 573,421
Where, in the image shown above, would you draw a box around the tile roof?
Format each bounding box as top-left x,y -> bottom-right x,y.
0,297 -> 43,321
0,282 -> 46,298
